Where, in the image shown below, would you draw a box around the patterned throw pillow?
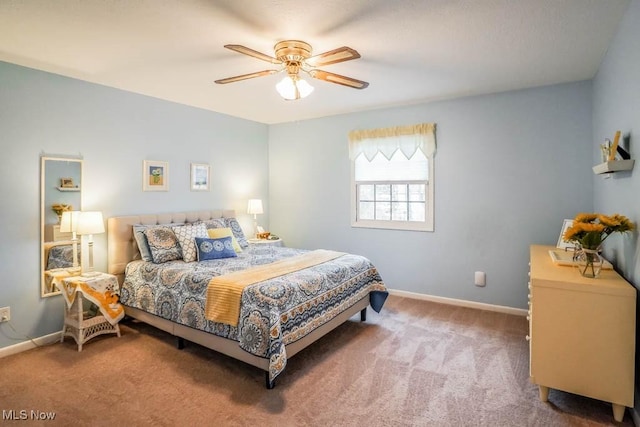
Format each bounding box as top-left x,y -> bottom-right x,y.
203,218 -> 226,230
133,225 -> 154,262
207,227 -> 242,253
195,236 -> 237,261
172,223 -> 208,263
143,226 -> 182,264
224,217 -> 249,249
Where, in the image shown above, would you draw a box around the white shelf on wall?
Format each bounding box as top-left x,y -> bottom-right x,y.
56,187 -> 81,192
592,159 -> 634,175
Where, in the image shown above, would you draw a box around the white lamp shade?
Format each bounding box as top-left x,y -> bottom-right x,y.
247,199 -> 264,215
59,210 -> 81,233
275,76 -> 314,100
76,211 -> 105,235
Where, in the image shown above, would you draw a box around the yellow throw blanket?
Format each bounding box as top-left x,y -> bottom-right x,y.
205,249 -> 345,327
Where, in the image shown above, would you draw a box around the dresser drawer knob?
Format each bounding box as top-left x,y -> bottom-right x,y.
525,335 -> 531,341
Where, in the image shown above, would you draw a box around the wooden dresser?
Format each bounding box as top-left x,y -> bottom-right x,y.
528,245 -> 636,422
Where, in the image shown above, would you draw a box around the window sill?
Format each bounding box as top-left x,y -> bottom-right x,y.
351,220 -> 433,232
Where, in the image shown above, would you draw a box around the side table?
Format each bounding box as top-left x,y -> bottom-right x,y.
54,272 -> 124,351
248,237 -> 283,247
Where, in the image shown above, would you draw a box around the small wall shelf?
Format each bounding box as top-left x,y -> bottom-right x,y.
592,159 -> 634,175
56,187 -> 81,192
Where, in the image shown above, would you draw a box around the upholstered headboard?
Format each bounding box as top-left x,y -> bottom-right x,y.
107,209 -> 236,284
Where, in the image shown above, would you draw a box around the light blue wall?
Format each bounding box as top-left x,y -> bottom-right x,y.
593,0 -> 640,282
269,81 -> 593,309
0,61 -> 269,349
592,0 -> 640,402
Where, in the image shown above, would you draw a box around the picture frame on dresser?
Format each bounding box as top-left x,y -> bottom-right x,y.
190,163 -> 210,191
556,219 -> 574,249
142,160 -> 169,192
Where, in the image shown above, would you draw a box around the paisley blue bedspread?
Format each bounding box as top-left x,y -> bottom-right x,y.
120,244 -> 388,381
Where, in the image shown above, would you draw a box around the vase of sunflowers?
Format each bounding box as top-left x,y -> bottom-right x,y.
563,213 -> 634,278
51,203 -> 72,224
574,247 -> 603,278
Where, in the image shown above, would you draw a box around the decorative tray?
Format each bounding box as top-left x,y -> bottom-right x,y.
548,249 -> 613,269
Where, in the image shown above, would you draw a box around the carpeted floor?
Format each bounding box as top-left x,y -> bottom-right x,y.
0,295 -> 633,426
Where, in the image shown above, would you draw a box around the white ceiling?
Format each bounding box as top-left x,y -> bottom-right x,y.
0,0 -> 630,124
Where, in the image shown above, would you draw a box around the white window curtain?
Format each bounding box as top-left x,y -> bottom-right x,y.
348,123 -> 436,161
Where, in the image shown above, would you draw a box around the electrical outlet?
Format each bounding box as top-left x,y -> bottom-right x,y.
0,306 -> 10,322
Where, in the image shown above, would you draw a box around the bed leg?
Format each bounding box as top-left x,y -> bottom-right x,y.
265,373 -> 275,389
360,307 -> 367,322
177,337 -> 185,350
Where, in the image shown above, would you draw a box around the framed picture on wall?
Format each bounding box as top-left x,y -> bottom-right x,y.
190,163 -> 210,191
556,219 -> 574,249
60,177 -> 75,188
142,160 -> 169,191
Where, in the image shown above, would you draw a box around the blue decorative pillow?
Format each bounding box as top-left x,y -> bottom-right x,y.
224,217 -> 249,249
195,236 -> 237,261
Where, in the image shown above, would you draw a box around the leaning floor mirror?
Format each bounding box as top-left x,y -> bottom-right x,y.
40,156 -> 83,297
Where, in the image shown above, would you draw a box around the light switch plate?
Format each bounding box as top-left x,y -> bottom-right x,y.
474,271 -> 486,287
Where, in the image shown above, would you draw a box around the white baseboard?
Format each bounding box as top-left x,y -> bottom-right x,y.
388,289 -> 528,316
0,331 -> 62,359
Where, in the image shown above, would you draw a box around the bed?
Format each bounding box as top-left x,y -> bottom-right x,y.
107,209 -> 388,388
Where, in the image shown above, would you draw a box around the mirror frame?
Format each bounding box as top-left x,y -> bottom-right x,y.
41,156 -> 83,297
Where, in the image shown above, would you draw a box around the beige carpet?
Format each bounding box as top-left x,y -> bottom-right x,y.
0,295 -> 632,426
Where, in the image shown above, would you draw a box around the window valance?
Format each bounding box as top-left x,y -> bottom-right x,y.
348,123 -> 436,161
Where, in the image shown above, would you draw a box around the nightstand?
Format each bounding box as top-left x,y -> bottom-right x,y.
54,272 -> 124,351
248,237 -> 283,247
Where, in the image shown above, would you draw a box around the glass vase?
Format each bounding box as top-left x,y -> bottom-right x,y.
575,247 -> 603,278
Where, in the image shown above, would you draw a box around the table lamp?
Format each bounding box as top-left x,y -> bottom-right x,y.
59,210 -> 80,268
247,199 -> 264,238
76,211 -> 105,276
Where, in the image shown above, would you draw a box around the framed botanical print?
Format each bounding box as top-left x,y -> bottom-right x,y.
190,163 -> 210,191
143,160 -> 168,191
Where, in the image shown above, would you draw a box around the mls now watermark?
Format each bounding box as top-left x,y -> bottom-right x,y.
3,410 -> 56,421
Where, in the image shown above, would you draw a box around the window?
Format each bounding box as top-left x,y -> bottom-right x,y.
350,123 -> 436,231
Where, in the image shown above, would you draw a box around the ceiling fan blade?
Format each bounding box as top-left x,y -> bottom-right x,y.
215,70 -> 278,84
224,44 -> 282,64
306,46 -> 361,67
308,69 -> 369,89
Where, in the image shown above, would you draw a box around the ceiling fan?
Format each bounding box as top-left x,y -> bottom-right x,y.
215,40 -> 369,100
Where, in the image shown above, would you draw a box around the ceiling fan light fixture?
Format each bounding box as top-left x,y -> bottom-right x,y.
276,75 -> 314,100
216,40 -> 368,95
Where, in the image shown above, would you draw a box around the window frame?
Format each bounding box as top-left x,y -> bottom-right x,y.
350,155 -> 434,232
